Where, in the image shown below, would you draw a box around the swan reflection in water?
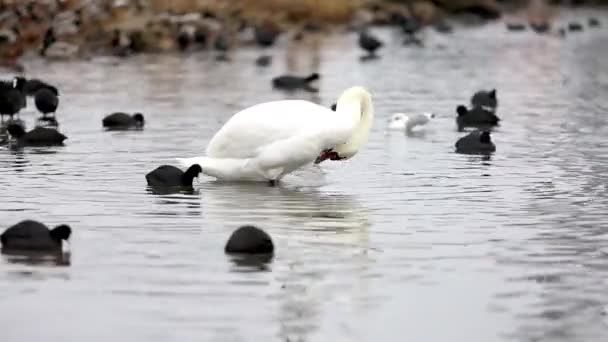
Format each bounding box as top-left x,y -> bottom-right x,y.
198,175 -> 372,247
200,176 -> 374,341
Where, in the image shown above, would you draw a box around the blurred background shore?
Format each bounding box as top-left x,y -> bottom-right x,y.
0,0 -> 606,72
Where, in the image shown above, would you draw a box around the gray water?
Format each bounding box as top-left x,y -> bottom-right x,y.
2,12 -> 608,342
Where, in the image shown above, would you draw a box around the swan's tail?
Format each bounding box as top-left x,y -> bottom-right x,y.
176,156 -> 261,181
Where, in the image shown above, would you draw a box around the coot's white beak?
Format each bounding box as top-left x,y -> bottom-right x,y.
62,240 -> 71,253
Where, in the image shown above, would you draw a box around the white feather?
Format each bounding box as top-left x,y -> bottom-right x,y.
388,112 -> 434,132
178,86 -> 374,182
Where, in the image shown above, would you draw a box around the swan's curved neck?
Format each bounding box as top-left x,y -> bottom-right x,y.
333,87 -> 374,159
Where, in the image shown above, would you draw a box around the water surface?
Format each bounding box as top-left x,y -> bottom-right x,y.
2,11 -> 608,342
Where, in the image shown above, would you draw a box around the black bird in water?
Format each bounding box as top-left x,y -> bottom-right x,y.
23,78 -> 59,96
214,31 -> 230,61
358,30 -> 383,59
568,22 -> 584,32
506,23 -> 526,32
530,22 -> 551,34
434,20 -> 453,34
225,225 -> 274,255
471,89 -> 498,111
177,30 -> 192,51
146,164 -> 202,188
400,16 -> 422,35
1,220 -> 71,253
272,73 -> 319,92
40,27 -> 57,57
7,123 -> 67,146
456,105 -> 500,130
455,130 -> 496,154
0,76 -> 26,121
588,18 -> 601,28
102,112 -> 145,130
35,88 -> 58,118
254,22 -> 281,47
35,88 -> 59,127
255,55 -> 272,67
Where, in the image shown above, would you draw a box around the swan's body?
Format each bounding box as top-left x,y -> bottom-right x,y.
178,86 -> 374,182
388,112 -> 434,132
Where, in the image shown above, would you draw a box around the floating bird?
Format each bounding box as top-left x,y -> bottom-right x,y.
403,35 -> 424,47
214,31 -> 230,61
530,22 -> 551,34
588,18 -> 601,28
7,123 -> 67,146
272,73 -> 319,92
456,105 -> 500,130
23,78 -> 59,96
471,89 -> 498,111
434,21 -> 453,34
102,112 -> 144,130
225,225 -> 274,254
254,22 -> 281,47
455,130 -> 496,154
399,16 -> 422,35
177,86 -> 374,184
1,220 -> 71,252
506,23 -> 526,31
388,112 -> 435,133
177,30 -> 192,51
568,22 -> 584,32
146,164 -> 202,187
0,76 -> 26,121
34,88 -> 59,119
255,55 -> 272,67
358,29 -> 383,59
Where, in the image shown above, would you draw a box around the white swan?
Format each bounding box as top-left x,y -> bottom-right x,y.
177,86 -> 374,183
388,112 -> 435,132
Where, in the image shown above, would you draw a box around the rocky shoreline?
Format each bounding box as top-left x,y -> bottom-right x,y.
0,0 -> 605,71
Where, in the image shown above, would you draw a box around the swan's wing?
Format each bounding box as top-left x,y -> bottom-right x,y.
206,100 -> 352,159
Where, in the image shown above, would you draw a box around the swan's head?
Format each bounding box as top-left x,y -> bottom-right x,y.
315,86 -> 373,163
